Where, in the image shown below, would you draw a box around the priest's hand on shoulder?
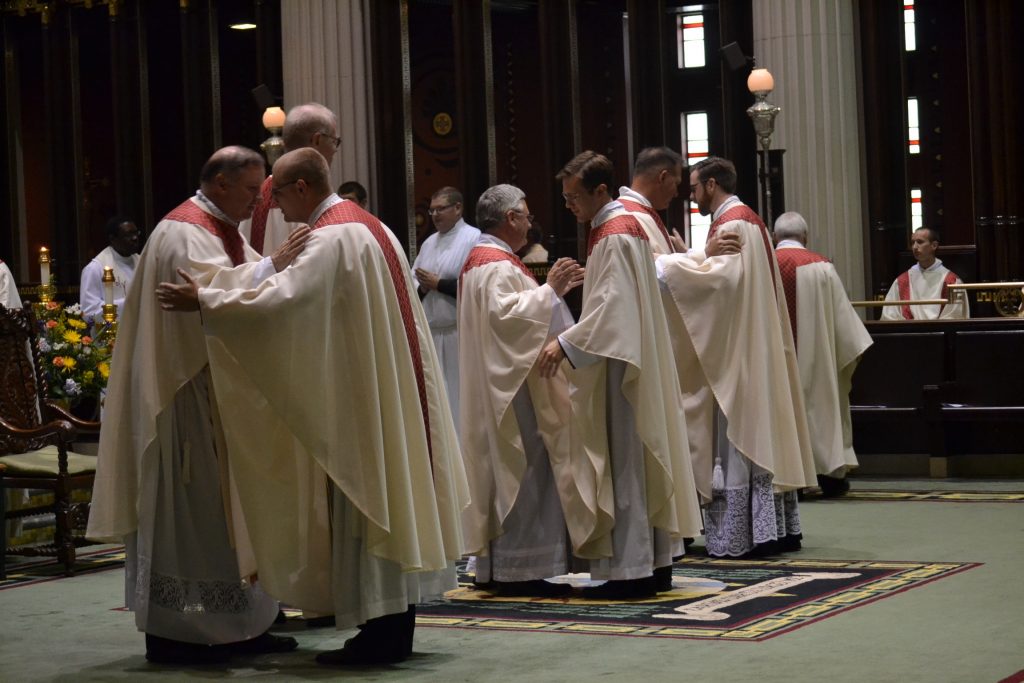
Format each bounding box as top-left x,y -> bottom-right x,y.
705,231 -> 742,257
156,268 -> 200,312
537,339 -> 566,378
271,226 -> 313,272
547,257 -> 585,297
670,228 -> 689,253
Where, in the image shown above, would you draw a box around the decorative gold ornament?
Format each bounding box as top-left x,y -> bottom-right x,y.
432,112 -> 453,137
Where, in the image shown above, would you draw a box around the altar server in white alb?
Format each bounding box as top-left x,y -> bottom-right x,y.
157,148 -> 469,667
87,146 -> 308,664
536,151 -> 703,599
79,216 -> 141,322
240,102 -> 340,256
458,183 -> 584,597
412,187 -> 480,420
774,211 -> 874,496
655,157 -> 816,559
881,227 -> 968,320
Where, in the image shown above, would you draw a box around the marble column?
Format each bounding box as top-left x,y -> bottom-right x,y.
280,1 -> 376,211
752,0 -> 865,299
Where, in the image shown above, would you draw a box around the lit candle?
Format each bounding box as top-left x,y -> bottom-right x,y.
39,247 -> 50,284
262,106 -> 286,130
747,67 -> 775,94
102,266 -> 115,306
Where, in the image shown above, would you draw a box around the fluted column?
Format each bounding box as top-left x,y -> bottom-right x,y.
280,0 -> 375,211
752,0 -> 865,298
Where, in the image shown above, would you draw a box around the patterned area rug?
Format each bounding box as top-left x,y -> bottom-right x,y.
416,557 -> 979,641
0,546 -> 125,591
827,490 -> 1023,503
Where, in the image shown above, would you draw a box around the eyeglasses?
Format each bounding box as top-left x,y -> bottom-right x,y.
318,132 -> 342,149
271,180 -> 299,197
511,210 -> 535,223
428,204 -> 456,215
561,192 -> 580,202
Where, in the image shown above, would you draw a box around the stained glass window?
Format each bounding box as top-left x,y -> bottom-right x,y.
681,111 -> 711,250
904,2 -> 916,52
677,14 -> 706,69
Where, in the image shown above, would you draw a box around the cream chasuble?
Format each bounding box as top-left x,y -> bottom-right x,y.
195,200 -> 469,613
558,205 -> 703,559
777,243 -> 873,476
657,207 -> 817,500
88,196 -> 266,543
617,186 -> 674,257
86,196 -> 276,643
457,238 -> 575,556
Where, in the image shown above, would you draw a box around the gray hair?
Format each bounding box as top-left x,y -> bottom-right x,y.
476,184 -> 526,233
774,211 -> 809,242
283,103 -> 338,152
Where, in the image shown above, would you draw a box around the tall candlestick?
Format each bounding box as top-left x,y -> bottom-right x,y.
39,247 -> 51,284
102,266 -> 115,306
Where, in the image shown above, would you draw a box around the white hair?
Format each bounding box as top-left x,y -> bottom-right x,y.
774,211 -> 809,242
476,184 -> 526,232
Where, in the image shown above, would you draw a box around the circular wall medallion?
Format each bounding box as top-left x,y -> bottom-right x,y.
432,112 -> 453,137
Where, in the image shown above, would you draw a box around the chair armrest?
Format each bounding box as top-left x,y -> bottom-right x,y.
45,400 -> 101,434
0,415 -> 77,444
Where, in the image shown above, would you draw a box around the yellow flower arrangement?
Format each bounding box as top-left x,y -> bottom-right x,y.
34,302 -> 115,406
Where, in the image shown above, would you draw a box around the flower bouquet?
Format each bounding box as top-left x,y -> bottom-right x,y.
33,301 -> 114,408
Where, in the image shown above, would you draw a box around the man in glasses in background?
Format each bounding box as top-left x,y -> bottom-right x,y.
241,102 -> 341,257
412,186 -> 480,421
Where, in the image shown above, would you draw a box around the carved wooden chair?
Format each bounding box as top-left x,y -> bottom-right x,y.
0,303 -> 101,579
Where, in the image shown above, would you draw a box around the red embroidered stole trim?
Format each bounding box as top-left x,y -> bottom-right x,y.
459,245 -> 537,287
587,215 -> 648,257
618,198 -> 671,246
248,176 -> 277,254
313,201 -> 433,461
896,271 -> 913,319
776,247 -> 830,348
707,204 -> 777,291
164,199 -> 246,266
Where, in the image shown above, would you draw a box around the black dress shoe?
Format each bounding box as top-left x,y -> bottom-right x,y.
144,634 -> 232,665
817,474 -> 850,498
581,577 -> 657,600
317,605 -> 415,666
653,565 -> 674,592
778,533 -> 803,552
229,631 -> 299,656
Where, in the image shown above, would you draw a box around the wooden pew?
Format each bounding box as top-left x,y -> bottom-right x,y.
850,318 -> 1024,457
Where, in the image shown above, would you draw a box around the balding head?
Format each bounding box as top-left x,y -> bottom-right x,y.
199,145 -> 265,185
198,146 -> 266,223
273,148 -> 331,194
282,103 -> 339,165
774,211 -> 809,245
271,148 -> 333,223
